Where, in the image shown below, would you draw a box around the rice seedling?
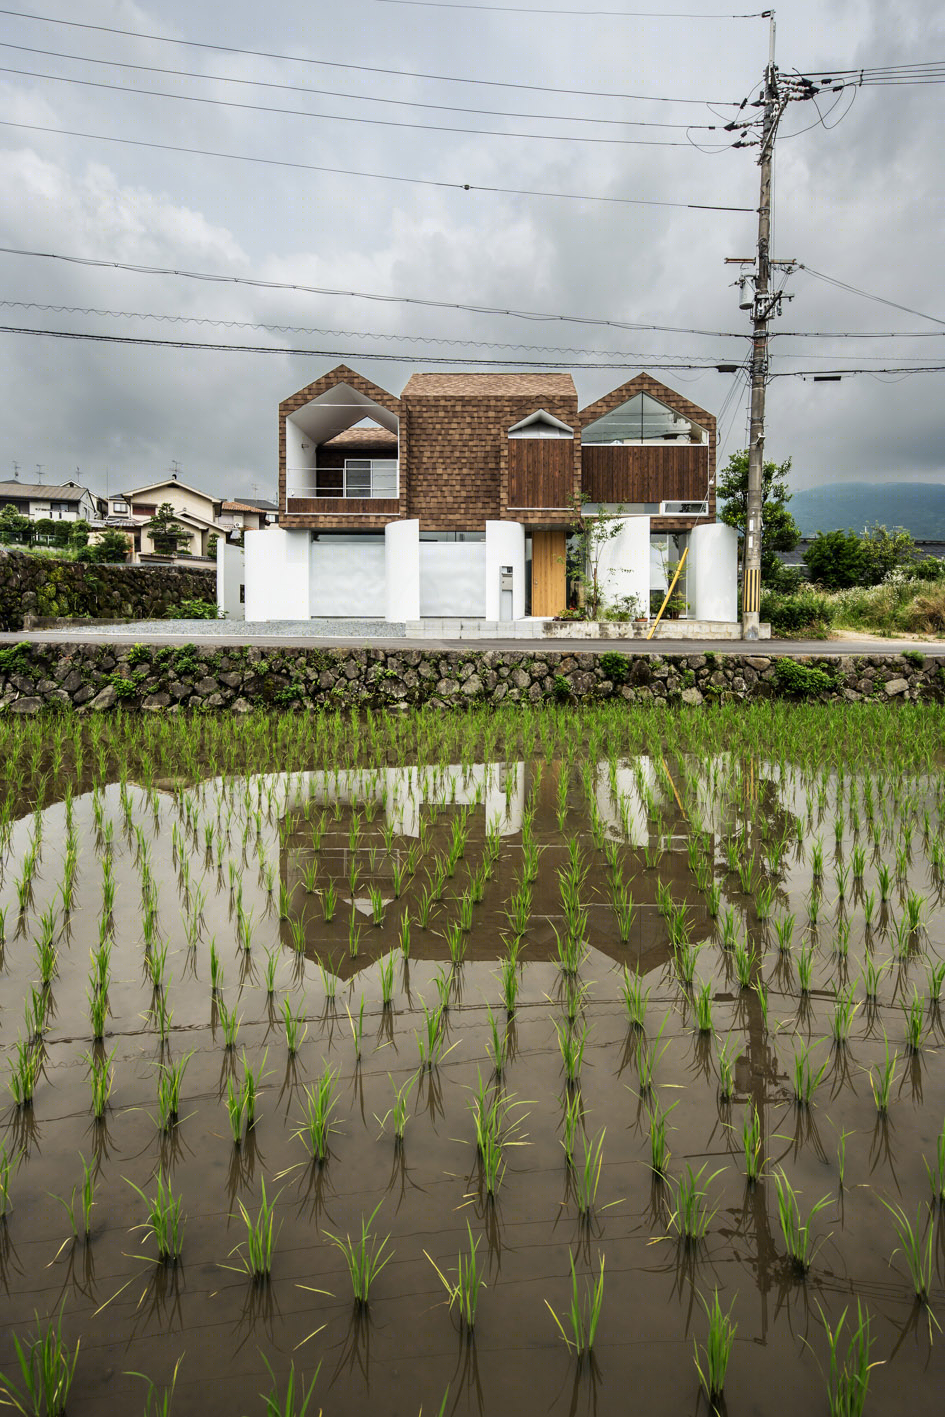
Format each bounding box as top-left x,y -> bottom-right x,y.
717,1040 -> 736,1102
155,1052 -> 192,1133
378,952 -> 396,1009
24,986 -> 47,1045
798,944 -> 815,994
0,1307 -> 80,1417
264,949 -> 278,995
545,1250 -> 605,1357
613,888 -> 634,942
793,1041 -> 828,1106
774,914 -> 795,953
692,1289 -> 737,1408
445,921 -> 466,966
774,1170 -> 831,1273
87,1047 -> 115,1120
570,1128 -> 608,1218
881,1200 -> 935,1302
127,1170 -> 186,1263
732,939 -> 755,991
675,936 -> 700,989
346,993 -> 366,1061
924,1117 -> 945,1203
834,918 -> 851,959
231,1178 -> 279,1281
668,1162 -> 723,1245
416,1000 -> 453,1071
863,889 -> 877,928
649,1104 -> 673,1177
811,838 -> 824,876
398,912 -> 411,958
321,881 -> 337,923
217,997 -> 240,1051
282,995 -> 307,1055
927,958 -> 945,1002
425,1222 -> 486,1331
808,890 -> 822,927
817,1299 -> 880,1417
225,1076 -> 246,1146
318,960 -> 338,1002
832,985 -> 859,1045
485,1003 -> 508,1077
368,885 -> 385,927
877,862 -> 892,902
8,1040 -> 42,1108
54,1154 -> 96,1240
560,1088 -> 584,1167
756,881 -> 774,921
296,1066 -> 338,1163
556,1020 -> 587,1088
209,939 -> 222,993
620,966 -> 649,1030
0,1143 -> 20,1219
742,1103 -> 764,1182
499,956 -> 519,1016
868,1033 -> 898,1114
851,843 -> 867,880
693,981 -> 713,1034
325,1200 -> 392,1308
904,987 -> 926,1053
376,1073 -> 415,1145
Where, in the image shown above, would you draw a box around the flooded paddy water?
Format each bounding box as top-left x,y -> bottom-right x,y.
1,702 -> 945,1415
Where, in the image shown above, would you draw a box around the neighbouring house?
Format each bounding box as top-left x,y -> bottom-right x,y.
104,473 -> 227,561
237,364 -> 736,623
218,497 -> 279,533
0,478 -> 102,522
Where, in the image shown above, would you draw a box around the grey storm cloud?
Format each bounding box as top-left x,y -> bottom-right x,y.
0,0 -> 942,502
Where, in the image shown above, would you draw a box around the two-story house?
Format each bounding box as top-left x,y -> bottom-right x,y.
105,473 -> 224,560
0,478 -> 102,523
241,364 -> 736,623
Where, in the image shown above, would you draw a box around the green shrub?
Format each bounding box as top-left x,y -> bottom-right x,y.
108,670 -> 146,699
761,591 -> 833,637
803,530 -> 865,589
552,674 -> 571,702
600,652 -> 629,683
0,642 -> 33,673
772,658 -> 840,697
163,598 -> 221,620
902,649 -> 925,668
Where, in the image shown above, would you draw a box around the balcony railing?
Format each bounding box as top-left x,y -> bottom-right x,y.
286,460 -> 399,502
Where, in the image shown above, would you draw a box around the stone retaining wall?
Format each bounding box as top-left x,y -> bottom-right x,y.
0,551 -> 215,630
0,642 -> 940,713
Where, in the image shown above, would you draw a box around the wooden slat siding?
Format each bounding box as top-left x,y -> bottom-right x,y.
531,530 -> 567,615
508,440 -> 574,508
582,445 -> 709,504
285,498 -> 400,516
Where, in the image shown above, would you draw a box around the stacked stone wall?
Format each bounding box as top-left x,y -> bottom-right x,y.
0,552 -> 215,630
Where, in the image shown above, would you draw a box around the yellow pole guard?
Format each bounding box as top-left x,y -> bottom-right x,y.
647,546 -> 689,641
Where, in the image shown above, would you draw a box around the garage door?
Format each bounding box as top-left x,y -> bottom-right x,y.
310,540 -> 386,617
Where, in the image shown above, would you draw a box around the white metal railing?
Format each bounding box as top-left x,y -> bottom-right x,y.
286,460 -> 399,501
659,499 -> 709,516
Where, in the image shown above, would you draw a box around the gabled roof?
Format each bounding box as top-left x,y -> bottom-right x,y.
121,477 -> 220,504
401,372 -> 576,398
222,499 -> 277,512
578,372 -> 714,431
323,426 -> 398,447
0,480 -> 93,501
508,409 -> 574,435
281,365 -> 401,423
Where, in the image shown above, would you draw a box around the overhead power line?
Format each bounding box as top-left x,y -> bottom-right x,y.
0,324 -> 939,378
0,120 -> 754,211
0,65 -> 702,146
0,245 -> 752,337
371,0 -> 763,13
799,265 -> 945,328
0,6 -> 739,104
0,42 -> 713,128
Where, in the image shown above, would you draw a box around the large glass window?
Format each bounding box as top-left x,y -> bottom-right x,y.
583,394 -> 706,445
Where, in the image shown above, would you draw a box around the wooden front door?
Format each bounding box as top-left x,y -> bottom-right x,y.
531,530 -> 567,616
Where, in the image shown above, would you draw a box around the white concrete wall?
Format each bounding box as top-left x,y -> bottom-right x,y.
245,527 -> 310,621
688,522 -> 738,622
595,515 -> 651,618
385,519 -> 420,621
217,541 -> 245,620
420,543 -> 486,617
484,520 -> 525,621
311,539 -> 386,616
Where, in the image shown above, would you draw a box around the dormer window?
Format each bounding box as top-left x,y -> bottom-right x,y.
508,410 -> 574,439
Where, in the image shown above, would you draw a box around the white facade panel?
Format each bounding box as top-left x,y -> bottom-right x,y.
420,543 -> 486,617
385,520 -> 420,621
244,528 -> 310,621
596,516 -> 651,618
310,540 -> 386,617
484,521 -> 525,621
217,541 -> 245,621
689,522 -> 738,622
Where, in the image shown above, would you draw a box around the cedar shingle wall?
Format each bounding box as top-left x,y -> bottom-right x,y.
582,445 -> 710,503
508,440 -> 575,509
405,393 -> 579,530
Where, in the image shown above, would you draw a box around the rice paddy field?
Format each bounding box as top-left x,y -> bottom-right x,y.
1,702 -> 945,1416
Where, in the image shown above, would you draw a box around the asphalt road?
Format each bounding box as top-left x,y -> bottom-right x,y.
1,630 -> 942,656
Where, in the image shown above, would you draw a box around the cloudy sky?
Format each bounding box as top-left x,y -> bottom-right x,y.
0,0 -> 941,503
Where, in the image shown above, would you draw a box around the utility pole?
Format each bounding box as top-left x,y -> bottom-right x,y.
724,12 -> 800,638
